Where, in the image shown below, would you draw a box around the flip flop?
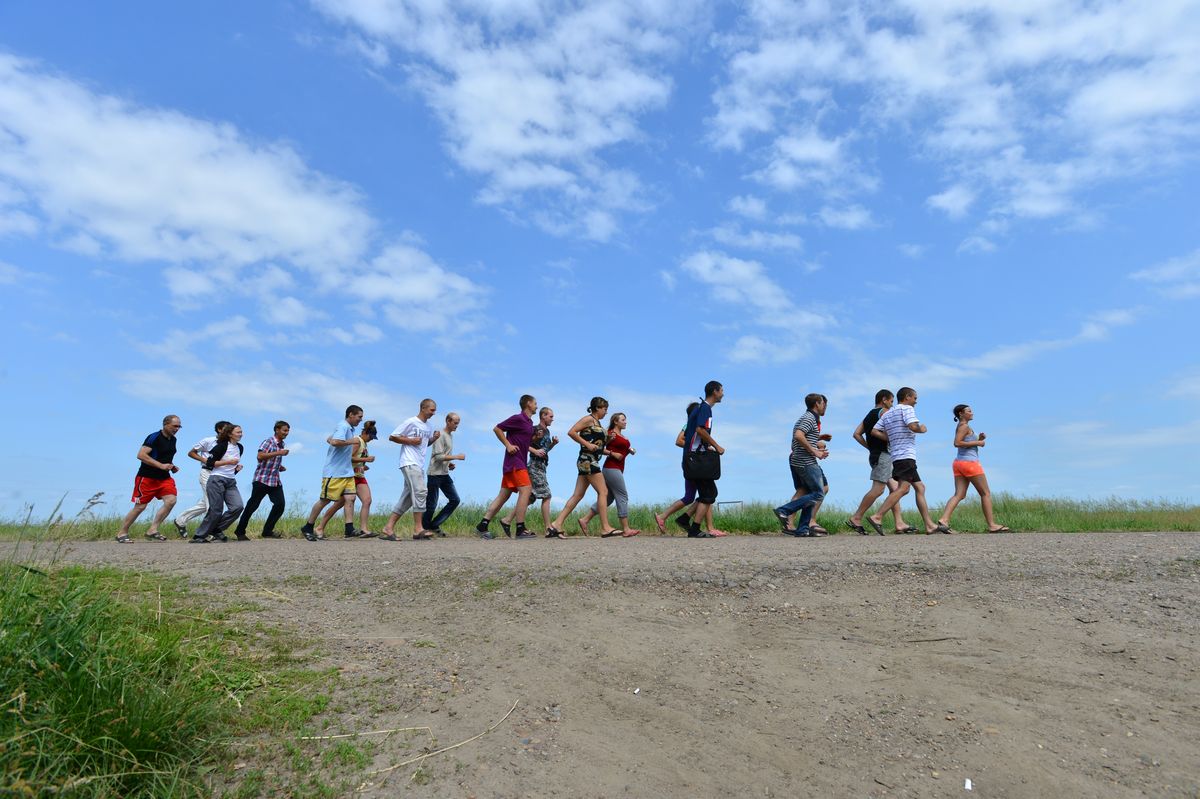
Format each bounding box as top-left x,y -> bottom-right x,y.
934,522 -> 953,534
115,534 -> 133,544
578,519 -> 591,537
866,518 -> 884,535
545,527 -> 567,539
708,528 -> 728,537
144,531 -> 167,541
600,530 -> 622,538
621,529 -> 640,537
987,526 -> 1011,533
378,534 -> 399,541
654,514 -> 668,535
810,524 -> 828,535
413,533 -> 434,540
895,526 -> 920,535
845,519 -> 867,535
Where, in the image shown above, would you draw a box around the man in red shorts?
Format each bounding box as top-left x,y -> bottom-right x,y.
475,394 -> 538,540
116,415 -> 183,543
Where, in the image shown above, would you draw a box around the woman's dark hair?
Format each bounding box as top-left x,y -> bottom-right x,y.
686,401 -> 700,416
874,389 -> 893,404
362,420 -> 378,440
214,420 -> 231,434
216,423 -> 237,443
607,412 -> 626,433
587,396 -> 609,413
953,404 -> 969,422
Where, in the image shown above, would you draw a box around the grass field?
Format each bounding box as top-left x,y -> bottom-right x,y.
3,492 -> 1197,541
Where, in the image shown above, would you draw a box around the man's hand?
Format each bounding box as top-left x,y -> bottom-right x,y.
457,453 -> 467,461
506,443 -> 518,455
448,463 -> 456,470
169,463 -> 179,473
817,449 -> 829,460
978,432 -> 987,441
552,436 -> 559,445
234,464 -> 243,473
715,445 -> 726,456
279,448 -> 290,456
279,465 -> 286,471
431,430 -> 441,442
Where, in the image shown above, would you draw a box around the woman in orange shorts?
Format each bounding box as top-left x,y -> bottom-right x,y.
936,404 -> 1010,533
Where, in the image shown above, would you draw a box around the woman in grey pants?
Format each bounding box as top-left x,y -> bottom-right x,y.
191,425 -> 245,543
580,412 -> 641,537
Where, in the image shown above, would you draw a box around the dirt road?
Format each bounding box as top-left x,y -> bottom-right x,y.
35,532 -> 1200,798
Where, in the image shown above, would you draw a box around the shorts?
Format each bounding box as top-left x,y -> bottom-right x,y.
528,459 -> 551,500
952,460 -> 985,478
679,478 -> 697,505
320,477 -> 357,500
869,451 -> 893,483
132,475 -> 177,504
694,477 -> 718,505
501,468 -> 531,489
891,458 -> 922,485
354,476 -> 369,486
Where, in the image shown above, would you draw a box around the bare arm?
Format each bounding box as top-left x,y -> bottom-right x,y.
852,422 -> 868,450
675,430 -> 686,448
871,426 -> 889,442
907,421 -> 927,434
695,427 -> 724,455
953,423 -> 983,448
137,444 -> 178,473
568,417 -> 601,451
187,448 -> 205,463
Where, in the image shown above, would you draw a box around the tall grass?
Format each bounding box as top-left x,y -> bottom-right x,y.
4,492 -> 1197,539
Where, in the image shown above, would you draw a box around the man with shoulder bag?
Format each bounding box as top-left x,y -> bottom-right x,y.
682,380 -> 725,539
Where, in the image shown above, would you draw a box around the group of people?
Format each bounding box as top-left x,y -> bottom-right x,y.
114,380 -> 1007,544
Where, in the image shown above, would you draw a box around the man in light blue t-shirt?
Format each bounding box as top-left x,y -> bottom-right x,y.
300,404 -> 364,541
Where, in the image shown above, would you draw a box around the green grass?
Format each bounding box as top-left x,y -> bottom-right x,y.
0,511 -> 338,797
3,492 -> 1198,540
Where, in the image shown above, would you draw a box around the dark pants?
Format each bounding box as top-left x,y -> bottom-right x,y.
236,481 -> 285,535
423,474 -> 460,530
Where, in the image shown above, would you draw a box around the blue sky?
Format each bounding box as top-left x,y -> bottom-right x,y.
2,0 -> 1198,519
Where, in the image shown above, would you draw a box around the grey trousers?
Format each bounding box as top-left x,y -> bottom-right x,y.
591,468 -> 630,519
195,474 -> 243,538
392,465 -> 428,515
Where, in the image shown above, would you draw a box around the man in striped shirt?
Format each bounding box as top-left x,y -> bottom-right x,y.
868,387 -> 938,534
773,393 -> 829,537
233,420 -> 291,540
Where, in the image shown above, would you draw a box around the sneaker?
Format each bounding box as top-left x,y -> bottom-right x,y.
515,531 -> 536,539
688,530 -> 715,538
301,523 -> 317,542
189,537 -> 207,544
261,531 -> 281,539
477,529 -> 495,540
475,520 -> 491,536
173,519 -> 188,538
213,533 -> 229,543
432,528 -> 447,538
234,533 -> 250,541
344,528 -> 361,538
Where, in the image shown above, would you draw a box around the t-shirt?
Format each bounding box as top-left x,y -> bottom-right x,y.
497,412 -> 534,474
192,435 -> 218,471
874,404 -> 920,461
530,424 -> 553,463
861,407 -> 888,465
323,420 -> 359,478
682,401 -> 714,463
392,416 -> 434,470
137,431 -> 177,479
789,411 -> 820,468
603,434 -> 631,472
208,441 -> 244,478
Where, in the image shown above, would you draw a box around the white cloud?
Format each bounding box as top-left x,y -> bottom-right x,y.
816,204 -> 874,230
957,235 -> 996,255
0,54 -> 489,341
313,0 -> 704,241
709,223 -> 803,251
926,184 -> 976,219
728,194 -> 767,219
898,243 -> 926,259
0,260 -> 41,285
1131,247 -> 1200,298
710,1 -> 1200,232
727,333 -> 809,364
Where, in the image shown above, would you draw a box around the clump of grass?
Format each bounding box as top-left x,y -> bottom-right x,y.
0,565 -> 223,797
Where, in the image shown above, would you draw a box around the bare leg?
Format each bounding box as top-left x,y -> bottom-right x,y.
889,479 -> 909,528
869,483 -> 911,527
317,497 -> 345,533
655,498 -> 688,533
588,473 -> 614,533
117,503 -> 149,537
911,482 -> 937,532
358,483 -> 373,533
705,503 -> 726,536
482,488 -> 515,522
938,475 -> 971,526
541,498 -> 552,529
411,511 -> 424,535
513,486 -> 533,523
550,476 -> 590,529
850,482 -> 885,526
306,498 -> 332,525
968,474 -> 1003,530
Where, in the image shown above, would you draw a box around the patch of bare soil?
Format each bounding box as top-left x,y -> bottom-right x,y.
36,532 -> 1200,798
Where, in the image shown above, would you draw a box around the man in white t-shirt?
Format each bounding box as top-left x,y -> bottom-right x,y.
172,420 -> 230,536
380,399 -> 441,541
868,386 -> 938,534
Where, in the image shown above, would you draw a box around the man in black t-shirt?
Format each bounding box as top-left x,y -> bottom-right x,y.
116,415 -> 183,543
846,390 -> 911,534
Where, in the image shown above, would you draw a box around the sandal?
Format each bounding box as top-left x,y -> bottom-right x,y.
378,533 -> 399,541
708,528 -> 728,537
866,518 -> 884,535
895,526 -> 919,535
810,524 -> 828,535
987,526 -> 1011,533
654,514 -> 668,535
934,522 -> 954,534
115,533 -> 133,544
413,532 -> 434,541
600,529 -> 622,538
845,519 -> 867,535
144,531 -> 167,541
545,527 -> 566,539
358,530 -> 377,538
621,529 -> 640,537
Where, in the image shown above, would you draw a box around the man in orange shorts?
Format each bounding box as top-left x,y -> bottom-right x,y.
115,415 -> 182,543
475,394 -> 538,540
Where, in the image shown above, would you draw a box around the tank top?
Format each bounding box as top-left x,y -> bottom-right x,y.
353,437 -> 369,476
956,431 -> 980,462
